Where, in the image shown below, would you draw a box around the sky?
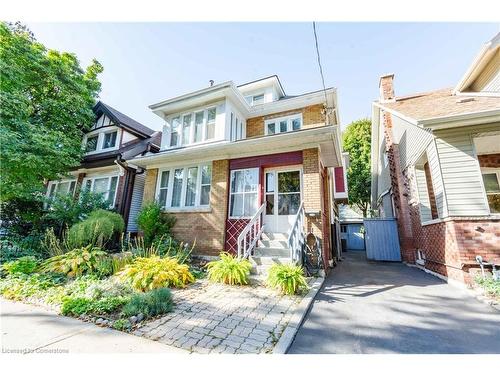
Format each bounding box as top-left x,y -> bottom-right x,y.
27,22 -> 499,131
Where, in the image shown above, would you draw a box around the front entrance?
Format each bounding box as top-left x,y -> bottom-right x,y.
263,167 -> 302,233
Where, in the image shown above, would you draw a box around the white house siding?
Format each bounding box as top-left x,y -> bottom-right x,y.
127,172 -> 146,232
376,137 -> 392,198
434,123 -> 499,216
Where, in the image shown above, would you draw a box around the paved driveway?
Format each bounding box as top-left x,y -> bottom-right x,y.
288,252 -> 500,354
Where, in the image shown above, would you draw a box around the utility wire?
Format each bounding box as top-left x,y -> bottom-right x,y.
312,22 -> 331,113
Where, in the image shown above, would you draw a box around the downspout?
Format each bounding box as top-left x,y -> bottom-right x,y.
115,156 -> 145,232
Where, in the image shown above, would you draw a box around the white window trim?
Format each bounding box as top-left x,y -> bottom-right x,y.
264,113 -> 303,135
245,92 -> 265,106
82,174 -> 120,208
167,105 -> 218,149
83,126 -> 121,155
228,167 -> 259,219
155,163 -> 212,212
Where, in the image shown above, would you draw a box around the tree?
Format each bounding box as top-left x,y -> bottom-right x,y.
0,22 -> 103,205
342,119 -> 371,217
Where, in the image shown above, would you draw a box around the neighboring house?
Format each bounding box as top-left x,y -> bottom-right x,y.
371,33 -> 500,284
132,75 -> 346,271
46,101 -> 161,232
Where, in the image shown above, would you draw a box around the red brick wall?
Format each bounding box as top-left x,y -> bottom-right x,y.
478,153 -> 500,168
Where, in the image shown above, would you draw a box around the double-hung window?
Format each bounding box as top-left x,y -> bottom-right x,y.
230,112 -> 244,141
245,93 -> 265,106
102,131 -> 117,149
85,135 -> 98,152
156,164 -> 212,210
265,114 -> 302,135
481,169 -> 500,214
47,180 -> 77,200
229,168 -> 259,218
170,116 -> 181,147
83,175 -> 119,207
84,127 -> 120,154
206,108 -> 216,140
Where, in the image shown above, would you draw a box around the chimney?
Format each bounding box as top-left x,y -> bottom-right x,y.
379,74 -> 395,102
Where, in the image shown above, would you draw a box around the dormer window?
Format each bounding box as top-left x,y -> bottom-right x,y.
167,107 -> 217,148
245,93 -> 265,106
265,114 -> 302,135
85,135 -> 98,152
103,131 -> 117,149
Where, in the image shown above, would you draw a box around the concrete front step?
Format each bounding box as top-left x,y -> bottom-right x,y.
254,247 -> 291,258
249,255 -> 294,275
257,239 -> 288,249
261,232 -> 288,241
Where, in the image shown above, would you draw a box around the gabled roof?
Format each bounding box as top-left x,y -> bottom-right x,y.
93,101 -> 156,138
376,88 -> 500,123
454,32 -> 500,95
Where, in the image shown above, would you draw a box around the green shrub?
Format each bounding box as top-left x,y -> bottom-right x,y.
42,189 -> 110,232
0,235 -> 47,264
137,202 -> 176,246
0,273 -> 66,301
125,235 -> 192,264
206,252 -> 252,285
67,209 -> 124,248
95,254 -> 134,277
122,288 -> 173,318
475,275 -> 500,298
2,256 -> 38,275
61,295 -> 128,316
39,246 -> 108,277
266,264 -> 308,295
117,256 -> 194,292
113,318 -> 132,331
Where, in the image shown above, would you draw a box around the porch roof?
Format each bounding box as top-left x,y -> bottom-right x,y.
131,125 -> 342,169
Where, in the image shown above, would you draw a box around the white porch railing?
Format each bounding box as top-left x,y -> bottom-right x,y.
287,201 -> 305,263
237,203 -> 266,259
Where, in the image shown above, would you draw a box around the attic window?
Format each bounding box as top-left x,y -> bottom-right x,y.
245,93 -> 265,105
86,135 -> 98,152
103,131 -> 117,149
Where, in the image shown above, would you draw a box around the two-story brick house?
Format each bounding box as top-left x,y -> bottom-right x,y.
46,101 -> 161,232
371,33 -> 500,284
132,76 -> 345,271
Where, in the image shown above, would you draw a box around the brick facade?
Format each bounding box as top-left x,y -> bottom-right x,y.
478,153 -> 500,168
246,104 -> 325,138
142,160 -> 229,256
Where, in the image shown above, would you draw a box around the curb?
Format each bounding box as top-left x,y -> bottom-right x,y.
404,263 -> 500,312
272,276 -> 325,354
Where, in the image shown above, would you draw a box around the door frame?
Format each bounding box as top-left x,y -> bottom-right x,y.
263,165 -> 303,233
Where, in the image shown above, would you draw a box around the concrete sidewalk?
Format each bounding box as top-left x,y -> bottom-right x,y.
1,298 -> 187,353
288,252 -> 500,354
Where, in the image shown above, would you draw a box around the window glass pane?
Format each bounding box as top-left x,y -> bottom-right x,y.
85,180 -> 92,191
267,122 -> 275,135
202,165 -> 211,185
49,184 -> 57,198
108,176 -> 118,205
244,192 -> 258,216
185,167 -> 198,206
93,177 -> 109,195
86,135 -> 98,152
266,172 -> 274,193
182,114 -> 192,145
200,185 -> 210,206
57,181 -> 70,194
230,193 -> 244,217
231,170 -> 244,193
278,171 -> 300,193
160,170 -> 170,188
103,131 -> 117,149
482,173 -> 500,192
206,108 -> 216,139
292,118 -> 301,131
266,194 -> 274,215
194,111 -> 204,143
280,120 -> 288,133
69,181 -> 76,196
158,189 -> 168,209
253,94 -> 264,105
244,169 -> 258,192
170,117 -> 180,146
171,168 -> 184,207
278,193 -> 300,215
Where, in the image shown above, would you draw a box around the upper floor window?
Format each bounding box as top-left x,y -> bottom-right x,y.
230,112 -> 245,142
265,114 -> 302,135
481,169 -> 500,214
245,93 -> 265,106
156,164 -> 212,210
84,127 -> 120,154
168,107 -> 216,148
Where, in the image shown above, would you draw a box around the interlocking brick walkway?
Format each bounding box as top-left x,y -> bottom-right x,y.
132,279 -> 302,353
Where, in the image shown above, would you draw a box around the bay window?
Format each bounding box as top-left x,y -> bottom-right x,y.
83,175 -> 119,207
156,164 -> 212,210
229,168 -> 259,218
168,107 -> 217,148
265,113 -> 302,135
